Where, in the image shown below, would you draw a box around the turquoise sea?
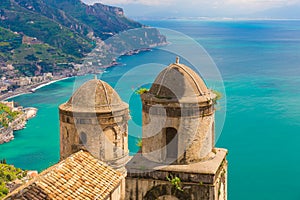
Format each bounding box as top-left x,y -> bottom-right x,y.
1,20 -> 300,199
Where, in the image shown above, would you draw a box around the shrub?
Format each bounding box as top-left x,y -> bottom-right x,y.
166,174 -> 183,191
135,88 -> 149,95
136,138 -> 142,148
212,89 -> 222,101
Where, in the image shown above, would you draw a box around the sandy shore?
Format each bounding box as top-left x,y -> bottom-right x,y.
2,92 -> 29,100
30,77 -> 71,92
0,76 -> 72,101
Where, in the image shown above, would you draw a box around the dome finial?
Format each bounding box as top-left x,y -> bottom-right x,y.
176,56 -> 180,64
94,74 -> 97,80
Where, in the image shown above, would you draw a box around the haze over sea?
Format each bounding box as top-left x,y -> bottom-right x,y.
1,20 -> 300,199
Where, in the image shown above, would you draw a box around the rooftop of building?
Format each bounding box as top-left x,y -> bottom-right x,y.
5,150 -> 123,200
144,58 -> 216,104
59,78 -> 128,113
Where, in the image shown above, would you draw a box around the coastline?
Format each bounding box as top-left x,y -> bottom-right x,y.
0,43 -> 168,102
1,76 -> 73,101
0,107 -> 37,144
0,45 -> 165,144
30,77 -> 72,92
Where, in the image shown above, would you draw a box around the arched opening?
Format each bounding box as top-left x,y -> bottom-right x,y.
104,127 -> 118,160
79,132 -> 87,145
143,184 -> 190,200
165,127 -> 178,159
63,127 -> 69,140
113,131 -> 118,157
121,133 -> 125,155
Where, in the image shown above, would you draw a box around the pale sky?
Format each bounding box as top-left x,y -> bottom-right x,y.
82,0 -> 300,18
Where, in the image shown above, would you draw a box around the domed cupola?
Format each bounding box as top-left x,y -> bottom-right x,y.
141,58 -> 217,164
59,78 -> 130,172
61,79 -> 128,113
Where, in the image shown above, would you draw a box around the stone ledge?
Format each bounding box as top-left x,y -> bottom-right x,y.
157,148 -> 227,174
126,148 -> 227,184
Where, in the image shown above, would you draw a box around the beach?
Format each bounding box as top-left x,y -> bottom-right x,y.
0,76 -> 72,101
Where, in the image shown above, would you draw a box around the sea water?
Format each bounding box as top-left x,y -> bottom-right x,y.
1,20 -> 300,200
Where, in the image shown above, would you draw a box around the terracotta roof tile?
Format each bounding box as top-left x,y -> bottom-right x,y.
5,151 -> 123,200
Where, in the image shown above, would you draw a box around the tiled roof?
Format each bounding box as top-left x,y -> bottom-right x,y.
5,151 -> 123,200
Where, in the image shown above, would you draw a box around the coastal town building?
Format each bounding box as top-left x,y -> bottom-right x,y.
4,59 -> 228,199
1,101 -> 17,111
22,35 -> 43,45
0,65 -> 79,100
0,85 -> 8,94
0,73 -> 53,90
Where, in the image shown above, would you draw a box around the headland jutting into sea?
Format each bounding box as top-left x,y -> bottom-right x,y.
0,101 -> 37,144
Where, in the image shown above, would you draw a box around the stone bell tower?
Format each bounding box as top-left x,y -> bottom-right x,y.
59,78 -> 130,172
126,58 -> 228,200
141,58 -> 216,164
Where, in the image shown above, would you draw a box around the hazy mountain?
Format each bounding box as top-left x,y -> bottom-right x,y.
251,5 -> 300,19
118,2 -> 300,20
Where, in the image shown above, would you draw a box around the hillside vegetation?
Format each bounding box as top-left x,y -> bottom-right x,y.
0,0 -> 166,76
0,163 -> 26,199
0,103 -> 21,128
0,27 -> 78,77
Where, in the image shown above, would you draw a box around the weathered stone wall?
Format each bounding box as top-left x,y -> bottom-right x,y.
126,178 -> 214,200
59,108 -> 129,165
125,150 -> 227,200
125,160 -> 227,200
213,160 -> 227,200
141,102 -> 215,164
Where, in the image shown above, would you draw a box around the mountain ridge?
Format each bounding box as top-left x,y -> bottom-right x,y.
0,0 -> 166,77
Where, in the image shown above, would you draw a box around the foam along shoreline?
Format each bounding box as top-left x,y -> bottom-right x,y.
2,77 -> 72,101
3,92 -> 29,101
30,77 -> 71,92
